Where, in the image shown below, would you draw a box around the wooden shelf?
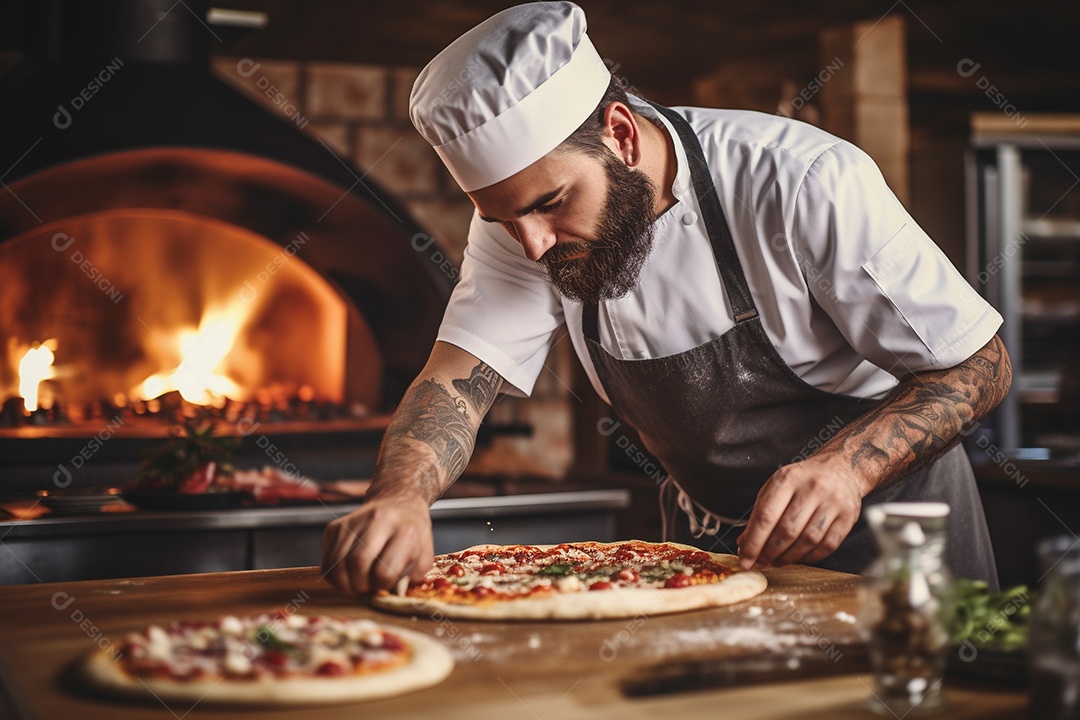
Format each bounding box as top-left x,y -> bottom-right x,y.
1023,217 -> 1080,239
973,112 -> 1080,136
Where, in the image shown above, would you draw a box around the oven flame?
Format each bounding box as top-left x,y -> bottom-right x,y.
18,339 -> 57,412
132,305 -> 251,406
1,211 -> 355,417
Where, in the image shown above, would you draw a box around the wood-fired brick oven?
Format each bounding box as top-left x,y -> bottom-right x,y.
0,0 -> 455,491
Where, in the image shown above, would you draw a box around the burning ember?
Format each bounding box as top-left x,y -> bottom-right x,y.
17,339 -> 57,412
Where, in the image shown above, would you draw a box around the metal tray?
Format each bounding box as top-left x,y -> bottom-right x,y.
121,489 -> 254,511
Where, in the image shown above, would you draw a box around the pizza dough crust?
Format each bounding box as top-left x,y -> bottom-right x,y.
79,625 -> 453,706
372,541 -> 767,621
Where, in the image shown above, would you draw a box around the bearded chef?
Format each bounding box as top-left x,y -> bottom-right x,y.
323,1 -> 1010,595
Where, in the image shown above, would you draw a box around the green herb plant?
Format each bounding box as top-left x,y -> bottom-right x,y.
132,417 -> 237,491
949,579 -> 1031,651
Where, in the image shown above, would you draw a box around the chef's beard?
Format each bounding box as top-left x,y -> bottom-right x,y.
539,154 -> 656,303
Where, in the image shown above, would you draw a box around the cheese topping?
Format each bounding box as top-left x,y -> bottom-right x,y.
405,541 -> 734,604
116,614 -> 411,681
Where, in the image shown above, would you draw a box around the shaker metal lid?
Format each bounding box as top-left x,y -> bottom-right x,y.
865,502 -> 951,523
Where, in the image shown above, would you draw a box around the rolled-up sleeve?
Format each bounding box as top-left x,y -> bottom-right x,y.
437,211 -> 564,396
790,141 -> 1001,376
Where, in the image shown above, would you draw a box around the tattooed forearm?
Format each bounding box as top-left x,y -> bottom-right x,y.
401,379 -> 475,479
369,362 -> 504,504
819,334 -> 1011,494
452,363 -> 501,415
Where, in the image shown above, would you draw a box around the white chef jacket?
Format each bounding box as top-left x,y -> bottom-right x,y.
437,99 -> 1002,404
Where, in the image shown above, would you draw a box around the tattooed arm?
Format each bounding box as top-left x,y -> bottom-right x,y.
323,341 -> 503,595
738,334 -> 1011,570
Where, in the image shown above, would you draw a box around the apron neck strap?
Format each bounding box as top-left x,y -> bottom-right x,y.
582,102 -> 759,343
646,101 -> 759,324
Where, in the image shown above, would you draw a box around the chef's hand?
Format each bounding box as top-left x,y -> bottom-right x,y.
736,454 -> 867,569
322,490 -> 434,596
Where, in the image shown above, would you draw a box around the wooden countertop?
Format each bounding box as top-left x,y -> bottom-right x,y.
0,564 -> 1027,719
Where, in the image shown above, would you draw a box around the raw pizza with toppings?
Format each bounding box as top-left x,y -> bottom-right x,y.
372,540 -> 767,620
79,613 -> 453,705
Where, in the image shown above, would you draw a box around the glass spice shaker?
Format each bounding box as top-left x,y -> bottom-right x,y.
860,502 -> 953,715
1029,535 -> 1080,720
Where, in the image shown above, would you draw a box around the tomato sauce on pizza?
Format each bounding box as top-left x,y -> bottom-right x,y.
406,541 -> 737,604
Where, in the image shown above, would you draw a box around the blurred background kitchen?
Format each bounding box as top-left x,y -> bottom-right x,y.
0,0 -> 1077,588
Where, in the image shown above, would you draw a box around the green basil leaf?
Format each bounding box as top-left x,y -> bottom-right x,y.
539,564 -> 572,577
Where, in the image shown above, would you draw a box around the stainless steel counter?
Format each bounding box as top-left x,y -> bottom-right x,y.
0,490 -> 629,537
0,488 -> 631,585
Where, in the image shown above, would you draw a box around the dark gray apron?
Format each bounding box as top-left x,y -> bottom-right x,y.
582,102 -> 998,586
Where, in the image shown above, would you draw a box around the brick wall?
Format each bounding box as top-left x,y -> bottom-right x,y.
212,56 -> 476,263
211,56 -> 575,479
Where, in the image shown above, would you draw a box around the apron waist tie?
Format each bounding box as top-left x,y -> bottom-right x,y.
659,476 -> 749,540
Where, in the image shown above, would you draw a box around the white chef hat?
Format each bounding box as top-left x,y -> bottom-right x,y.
409,2 -> 611,192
